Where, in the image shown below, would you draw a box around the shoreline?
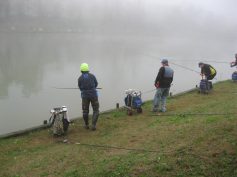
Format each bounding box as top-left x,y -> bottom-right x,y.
0,87 -> 198,139
0,80 -> 228,139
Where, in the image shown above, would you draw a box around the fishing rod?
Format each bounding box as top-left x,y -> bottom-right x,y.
144,54 -> 218,81
169,61 -> 200,74
53,87 -> 102,90
142,85 -> 173,95
144,54 -> 200,74
159,59 -> 229,64
141,53 -> 230,64
142,88 -> 156,94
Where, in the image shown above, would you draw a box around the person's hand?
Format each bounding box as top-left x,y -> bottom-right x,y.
154,82 -> 160,88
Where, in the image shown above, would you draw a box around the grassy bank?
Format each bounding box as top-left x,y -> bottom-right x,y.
0,80 -> 237,177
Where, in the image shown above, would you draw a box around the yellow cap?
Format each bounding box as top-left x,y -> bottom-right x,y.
80,63 -> 89,72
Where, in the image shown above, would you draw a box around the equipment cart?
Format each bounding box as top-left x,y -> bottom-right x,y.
124,89 -> 143,115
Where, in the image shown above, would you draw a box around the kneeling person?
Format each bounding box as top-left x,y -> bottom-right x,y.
198,62 -> 216,80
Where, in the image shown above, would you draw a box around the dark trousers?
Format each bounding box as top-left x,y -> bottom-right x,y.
82,97 -> 99,127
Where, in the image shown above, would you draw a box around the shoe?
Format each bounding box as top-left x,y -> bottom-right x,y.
91,126 -> 96,131
84,125 -> 89,129
151,108 -> 158,112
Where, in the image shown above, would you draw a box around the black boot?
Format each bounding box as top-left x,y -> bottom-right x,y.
92,111 -> 99,131
83,114 -> 89,129
209,81 -> 213,89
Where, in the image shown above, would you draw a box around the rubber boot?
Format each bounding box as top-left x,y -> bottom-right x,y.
91,111 -> 99,131
83,114 -> 89,129
209,81 -> 213,89
63,119 -> 69,132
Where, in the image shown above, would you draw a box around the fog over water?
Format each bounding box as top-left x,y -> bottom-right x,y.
0,0 -> 237,135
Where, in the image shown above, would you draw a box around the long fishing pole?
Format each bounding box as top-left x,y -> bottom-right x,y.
53,87 -> 102,90
159,59 -> 229,64
144,54 -> 200,74
169,61 -> 200,74
140,53 -> 230,64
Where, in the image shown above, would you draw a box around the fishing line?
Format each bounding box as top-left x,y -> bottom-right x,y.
54,112 -> 236,156
58,139 -> 188,155
55,138 -> 215,164
57,137 -> 217,162
149,112 -> 237,117
74,143 -> 160,153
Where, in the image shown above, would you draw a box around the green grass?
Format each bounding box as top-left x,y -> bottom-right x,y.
0,80 -> 237,177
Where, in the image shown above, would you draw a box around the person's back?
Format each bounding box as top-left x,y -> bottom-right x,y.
78,72 -> 98,99
78,63 -> 99,131
156,66 -> 174,88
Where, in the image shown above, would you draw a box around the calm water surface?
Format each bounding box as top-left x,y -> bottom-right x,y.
0,33 -> 234,135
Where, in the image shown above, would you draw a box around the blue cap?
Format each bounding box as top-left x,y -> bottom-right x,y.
161,59 -> 168,64
198,62 -> 204,67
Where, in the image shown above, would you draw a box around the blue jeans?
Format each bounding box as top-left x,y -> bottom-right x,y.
153,87 -> 170,112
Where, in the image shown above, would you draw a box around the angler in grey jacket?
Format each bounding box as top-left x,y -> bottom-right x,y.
153,59 -> 174,113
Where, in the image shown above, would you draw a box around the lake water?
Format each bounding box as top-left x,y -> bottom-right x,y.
0,0 -> 236,135
0,33 -> 235,135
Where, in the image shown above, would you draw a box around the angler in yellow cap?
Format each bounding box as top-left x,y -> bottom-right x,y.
78,63 -> 99,131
